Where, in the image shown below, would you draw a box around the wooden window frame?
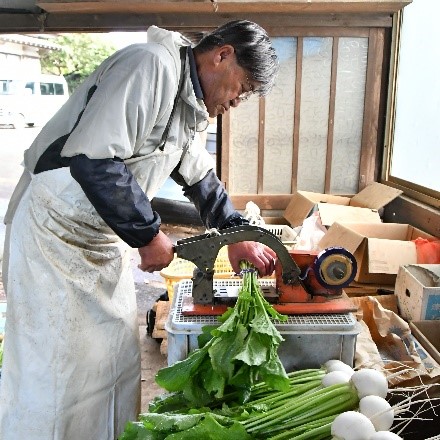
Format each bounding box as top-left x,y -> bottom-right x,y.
221,24 -> 390,211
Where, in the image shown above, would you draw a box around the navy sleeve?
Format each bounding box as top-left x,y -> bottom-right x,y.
172,168 -> 249,230
70,154 -> 161,248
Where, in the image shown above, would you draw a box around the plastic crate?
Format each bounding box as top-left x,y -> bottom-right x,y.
160,247 -> 236,300
166,280 -> 362,371
262,224 -> 299,245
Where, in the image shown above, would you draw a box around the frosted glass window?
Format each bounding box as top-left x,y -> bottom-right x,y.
297,37 -> 333,192
263,37 -> 297,194
229,97 -> 260,194
390,0 -> 440,192
331,37 -> 368,194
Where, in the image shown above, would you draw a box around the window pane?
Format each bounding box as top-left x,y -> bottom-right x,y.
229,97 -> 260,194
297,37 -> 333,192
263,37 -> 297,194
390,0 -> 440,193
40,82 -> 55,95
331,37 -> 368,194
54,83 -> 65,95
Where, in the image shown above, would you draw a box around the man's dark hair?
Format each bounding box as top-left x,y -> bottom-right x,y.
194,20 -> 279,97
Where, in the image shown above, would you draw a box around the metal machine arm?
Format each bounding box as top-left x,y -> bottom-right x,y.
174,225 -> 301,304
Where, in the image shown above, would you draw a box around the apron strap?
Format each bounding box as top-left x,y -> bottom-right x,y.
158,46 -> 188,152
33,84 -> 98,174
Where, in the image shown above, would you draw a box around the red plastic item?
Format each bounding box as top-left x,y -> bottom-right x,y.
413,237 -> 440,264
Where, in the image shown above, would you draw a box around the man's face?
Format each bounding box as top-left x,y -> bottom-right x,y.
197,45 -> 259,118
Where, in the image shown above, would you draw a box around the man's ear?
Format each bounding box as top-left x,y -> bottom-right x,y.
215,45 -> 235,65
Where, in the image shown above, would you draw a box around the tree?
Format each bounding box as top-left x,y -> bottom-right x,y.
41,34 -> 116,93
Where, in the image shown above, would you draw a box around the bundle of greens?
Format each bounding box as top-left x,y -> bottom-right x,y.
155,261 -> 290,406
119,367 -> 359,440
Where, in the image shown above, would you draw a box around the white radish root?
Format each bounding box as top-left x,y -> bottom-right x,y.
369,431 -> 403,439
324,359 -> 355,377
322,370 -> 352,387
359,395 -> 394,431
331,411 -> 376,440
350,368 -> 388,399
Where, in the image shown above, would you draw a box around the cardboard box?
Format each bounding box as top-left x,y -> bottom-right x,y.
318,222 -> 434,285
284,182 -> 402,227
409,320 -> 440,365
395,265 -> 440,321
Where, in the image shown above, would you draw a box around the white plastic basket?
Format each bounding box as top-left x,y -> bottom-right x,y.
166,280 -> 361,370
262,224 -> 299,245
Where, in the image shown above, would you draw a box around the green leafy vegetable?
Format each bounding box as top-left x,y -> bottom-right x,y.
155,261 -> 289,404
120,413 -> 252,440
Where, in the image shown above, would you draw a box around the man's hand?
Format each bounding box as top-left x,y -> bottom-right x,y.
138,231 -> 175,272
227,241 -> 276,277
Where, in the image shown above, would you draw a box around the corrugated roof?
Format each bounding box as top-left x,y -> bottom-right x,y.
0,33 -> 61,50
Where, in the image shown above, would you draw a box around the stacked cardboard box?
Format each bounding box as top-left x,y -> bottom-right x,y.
284,182 -> 402,228
283,182 -> 437,288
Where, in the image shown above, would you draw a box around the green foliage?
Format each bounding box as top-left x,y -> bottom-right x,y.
40,34 -> 116,92
155,262 -> 290,406
119,413 -> 252,440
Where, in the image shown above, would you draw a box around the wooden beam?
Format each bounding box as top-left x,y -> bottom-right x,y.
37,0 -> 411,15
231,194 -> 293,210
221,113 -> 231,191
0,12 -> 393,33
291,36 -> 303,193
324,35 -> 338,193
257,97 -> 265,194
358,27 -> 384,190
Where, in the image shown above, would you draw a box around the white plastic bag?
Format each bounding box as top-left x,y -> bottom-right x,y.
244,201 -> 265,226
294,213 -> 327,251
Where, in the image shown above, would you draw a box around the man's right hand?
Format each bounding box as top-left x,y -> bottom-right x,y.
138,231 -> 175,273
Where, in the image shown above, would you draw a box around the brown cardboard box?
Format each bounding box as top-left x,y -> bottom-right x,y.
318,222 -> 434,285
284,182 -> 402,227
395,265 -> 440,320
409,320 -> 440,365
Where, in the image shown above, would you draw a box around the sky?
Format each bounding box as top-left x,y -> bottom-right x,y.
98,31 -> 149,49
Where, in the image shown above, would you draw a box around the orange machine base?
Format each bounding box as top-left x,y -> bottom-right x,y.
181,291 -> 357,316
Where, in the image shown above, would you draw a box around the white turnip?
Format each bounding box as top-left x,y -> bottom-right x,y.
369,432 -> 403,440
322,370 -> 352,387
350,368 -> 388,399
324,359 -> 355,377
331,410 -> 376,440
359,395 -> 394,431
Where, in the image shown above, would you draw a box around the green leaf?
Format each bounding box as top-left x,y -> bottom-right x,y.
249,313 -> 284,344
163,414 -> 253,440
211,308 -> 241,336
155,344 -> 210,391
209,325 -> 248,379
200,359 -> 227,397
233,330 -> 269,366
181,369 -> 214,405
118,421 -> 159,440
257,347 -> 290,392
148,392 -> 191,414
198,325 -> 216,348
139,413 -> 203,432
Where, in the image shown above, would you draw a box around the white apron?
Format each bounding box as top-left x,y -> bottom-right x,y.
0,168 -> 141,440
0,27 -> 214,439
